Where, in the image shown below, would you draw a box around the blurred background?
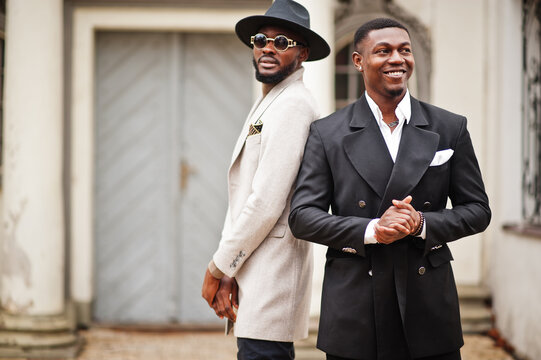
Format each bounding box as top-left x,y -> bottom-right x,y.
0,0 -> 539,359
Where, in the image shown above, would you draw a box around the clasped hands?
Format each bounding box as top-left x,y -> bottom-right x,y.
374,195 -> 422,244
200,196 -> 420,320
201,269 -> 239,322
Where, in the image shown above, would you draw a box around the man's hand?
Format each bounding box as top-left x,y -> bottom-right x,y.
375,195 -> 419,244
202,268 -> 220,307
212,276 -> 239,322
392,196 -> 421,234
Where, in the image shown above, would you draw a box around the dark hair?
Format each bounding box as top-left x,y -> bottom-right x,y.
353,18 -> 409,51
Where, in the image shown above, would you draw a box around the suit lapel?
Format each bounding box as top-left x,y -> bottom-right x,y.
377,98 -> 440,215
343,96 -> 394,199
230,98 -> 261,164
229,68 -> 305,166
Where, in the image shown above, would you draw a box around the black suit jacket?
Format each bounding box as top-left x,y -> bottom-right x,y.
289,95 -> 491,359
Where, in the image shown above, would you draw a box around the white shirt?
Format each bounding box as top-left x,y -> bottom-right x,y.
363,90 -> 426,243
366,90 -> 411,161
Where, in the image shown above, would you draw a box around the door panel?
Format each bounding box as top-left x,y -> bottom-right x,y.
94,31 -> 252,323
95,32 -> 176,323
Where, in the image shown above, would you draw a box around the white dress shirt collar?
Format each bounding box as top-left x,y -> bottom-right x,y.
365,90 -> 411,126
364,90 -> 411,163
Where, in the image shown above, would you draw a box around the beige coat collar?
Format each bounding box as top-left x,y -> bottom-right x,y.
230,67 -> 305,164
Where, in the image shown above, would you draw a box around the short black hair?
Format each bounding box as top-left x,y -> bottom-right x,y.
353,18 -> 409,51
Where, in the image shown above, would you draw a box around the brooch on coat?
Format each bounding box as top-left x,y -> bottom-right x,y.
247,119 -> 263,137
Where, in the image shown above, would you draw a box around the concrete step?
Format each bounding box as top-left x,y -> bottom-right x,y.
458,285 -> 493,334
0,307 -> 82,359
457,284 -> 491,302
0,332 -> 83,359
0,311 -> 75,332
460,302 -> 493,333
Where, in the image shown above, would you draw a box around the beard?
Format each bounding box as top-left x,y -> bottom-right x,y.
386,87 -> 406,97
252,57 -> 298,84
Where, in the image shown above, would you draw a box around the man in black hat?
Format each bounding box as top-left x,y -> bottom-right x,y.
201,0 -> 330,358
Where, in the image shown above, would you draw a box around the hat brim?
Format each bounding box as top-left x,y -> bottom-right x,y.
235,15 -> 330,61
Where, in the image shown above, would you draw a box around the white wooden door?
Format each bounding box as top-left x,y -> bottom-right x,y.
94,31 -> 252,324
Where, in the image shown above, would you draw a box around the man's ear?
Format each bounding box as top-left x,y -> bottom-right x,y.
352,51 -> 363,70
299,46 -> 310,63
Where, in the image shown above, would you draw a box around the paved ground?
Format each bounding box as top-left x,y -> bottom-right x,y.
75,327 -> 514,360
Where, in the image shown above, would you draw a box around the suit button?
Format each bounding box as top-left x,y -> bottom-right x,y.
368,269 -> 373,277
423,202 -> 431,210
358,200 -> 366,208
418,266 -> 426,275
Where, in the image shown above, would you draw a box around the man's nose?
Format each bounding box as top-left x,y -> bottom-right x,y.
389,50 -> 404,63
262,40 -> 276,53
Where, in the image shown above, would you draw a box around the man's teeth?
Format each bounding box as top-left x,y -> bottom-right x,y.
387,71 -> 403,75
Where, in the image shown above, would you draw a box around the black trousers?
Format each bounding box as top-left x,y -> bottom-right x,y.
237,337 -> 295,360
326,349 -> 461,360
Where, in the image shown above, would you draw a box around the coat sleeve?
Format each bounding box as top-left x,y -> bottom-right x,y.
288,122 -> 369,257
212,91 -> 317,277
422,117 -> 491,255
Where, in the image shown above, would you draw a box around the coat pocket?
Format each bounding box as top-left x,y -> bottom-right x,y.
427,245 -> 454,268
245,133 -> 261,146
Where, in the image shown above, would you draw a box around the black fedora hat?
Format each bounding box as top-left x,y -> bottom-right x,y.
235,0 -> 330,61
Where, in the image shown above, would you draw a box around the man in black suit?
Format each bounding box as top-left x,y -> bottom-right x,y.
288,18 -> 491,360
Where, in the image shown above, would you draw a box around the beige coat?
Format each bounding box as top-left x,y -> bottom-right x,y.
212,68 -> 317,342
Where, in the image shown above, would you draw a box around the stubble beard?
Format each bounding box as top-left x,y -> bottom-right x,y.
387,87 -> 406,98
253,57 -> 298,84
383,79 -> 409,98
386,73 -> 411,98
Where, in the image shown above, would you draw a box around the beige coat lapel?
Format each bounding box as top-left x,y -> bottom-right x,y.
229,96 -> 262,165
229,68 -> 305,166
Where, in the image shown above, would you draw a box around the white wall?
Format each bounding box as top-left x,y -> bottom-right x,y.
485,0 -> 541,358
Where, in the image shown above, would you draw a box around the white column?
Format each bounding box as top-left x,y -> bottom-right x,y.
0,1 -> 79,356
1,0 -> 64,316
297,0 -> 335,117
295,0 -> 335,316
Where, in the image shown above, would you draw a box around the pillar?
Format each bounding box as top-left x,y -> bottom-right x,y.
297,0 -> 335,117
0,0 -> 80,357
295,0 -> 336,317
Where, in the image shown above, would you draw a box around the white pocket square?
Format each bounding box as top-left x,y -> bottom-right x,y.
430,149 -> 454,166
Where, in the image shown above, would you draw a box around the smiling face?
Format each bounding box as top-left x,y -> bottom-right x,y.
353,27 -> 414,105
252,25 -> 309,85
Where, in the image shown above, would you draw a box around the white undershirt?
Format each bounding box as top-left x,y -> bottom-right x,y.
363,90 -> 426,243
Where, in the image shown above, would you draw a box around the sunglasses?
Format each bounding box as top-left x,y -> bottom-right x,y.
250,33 -> 305,52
